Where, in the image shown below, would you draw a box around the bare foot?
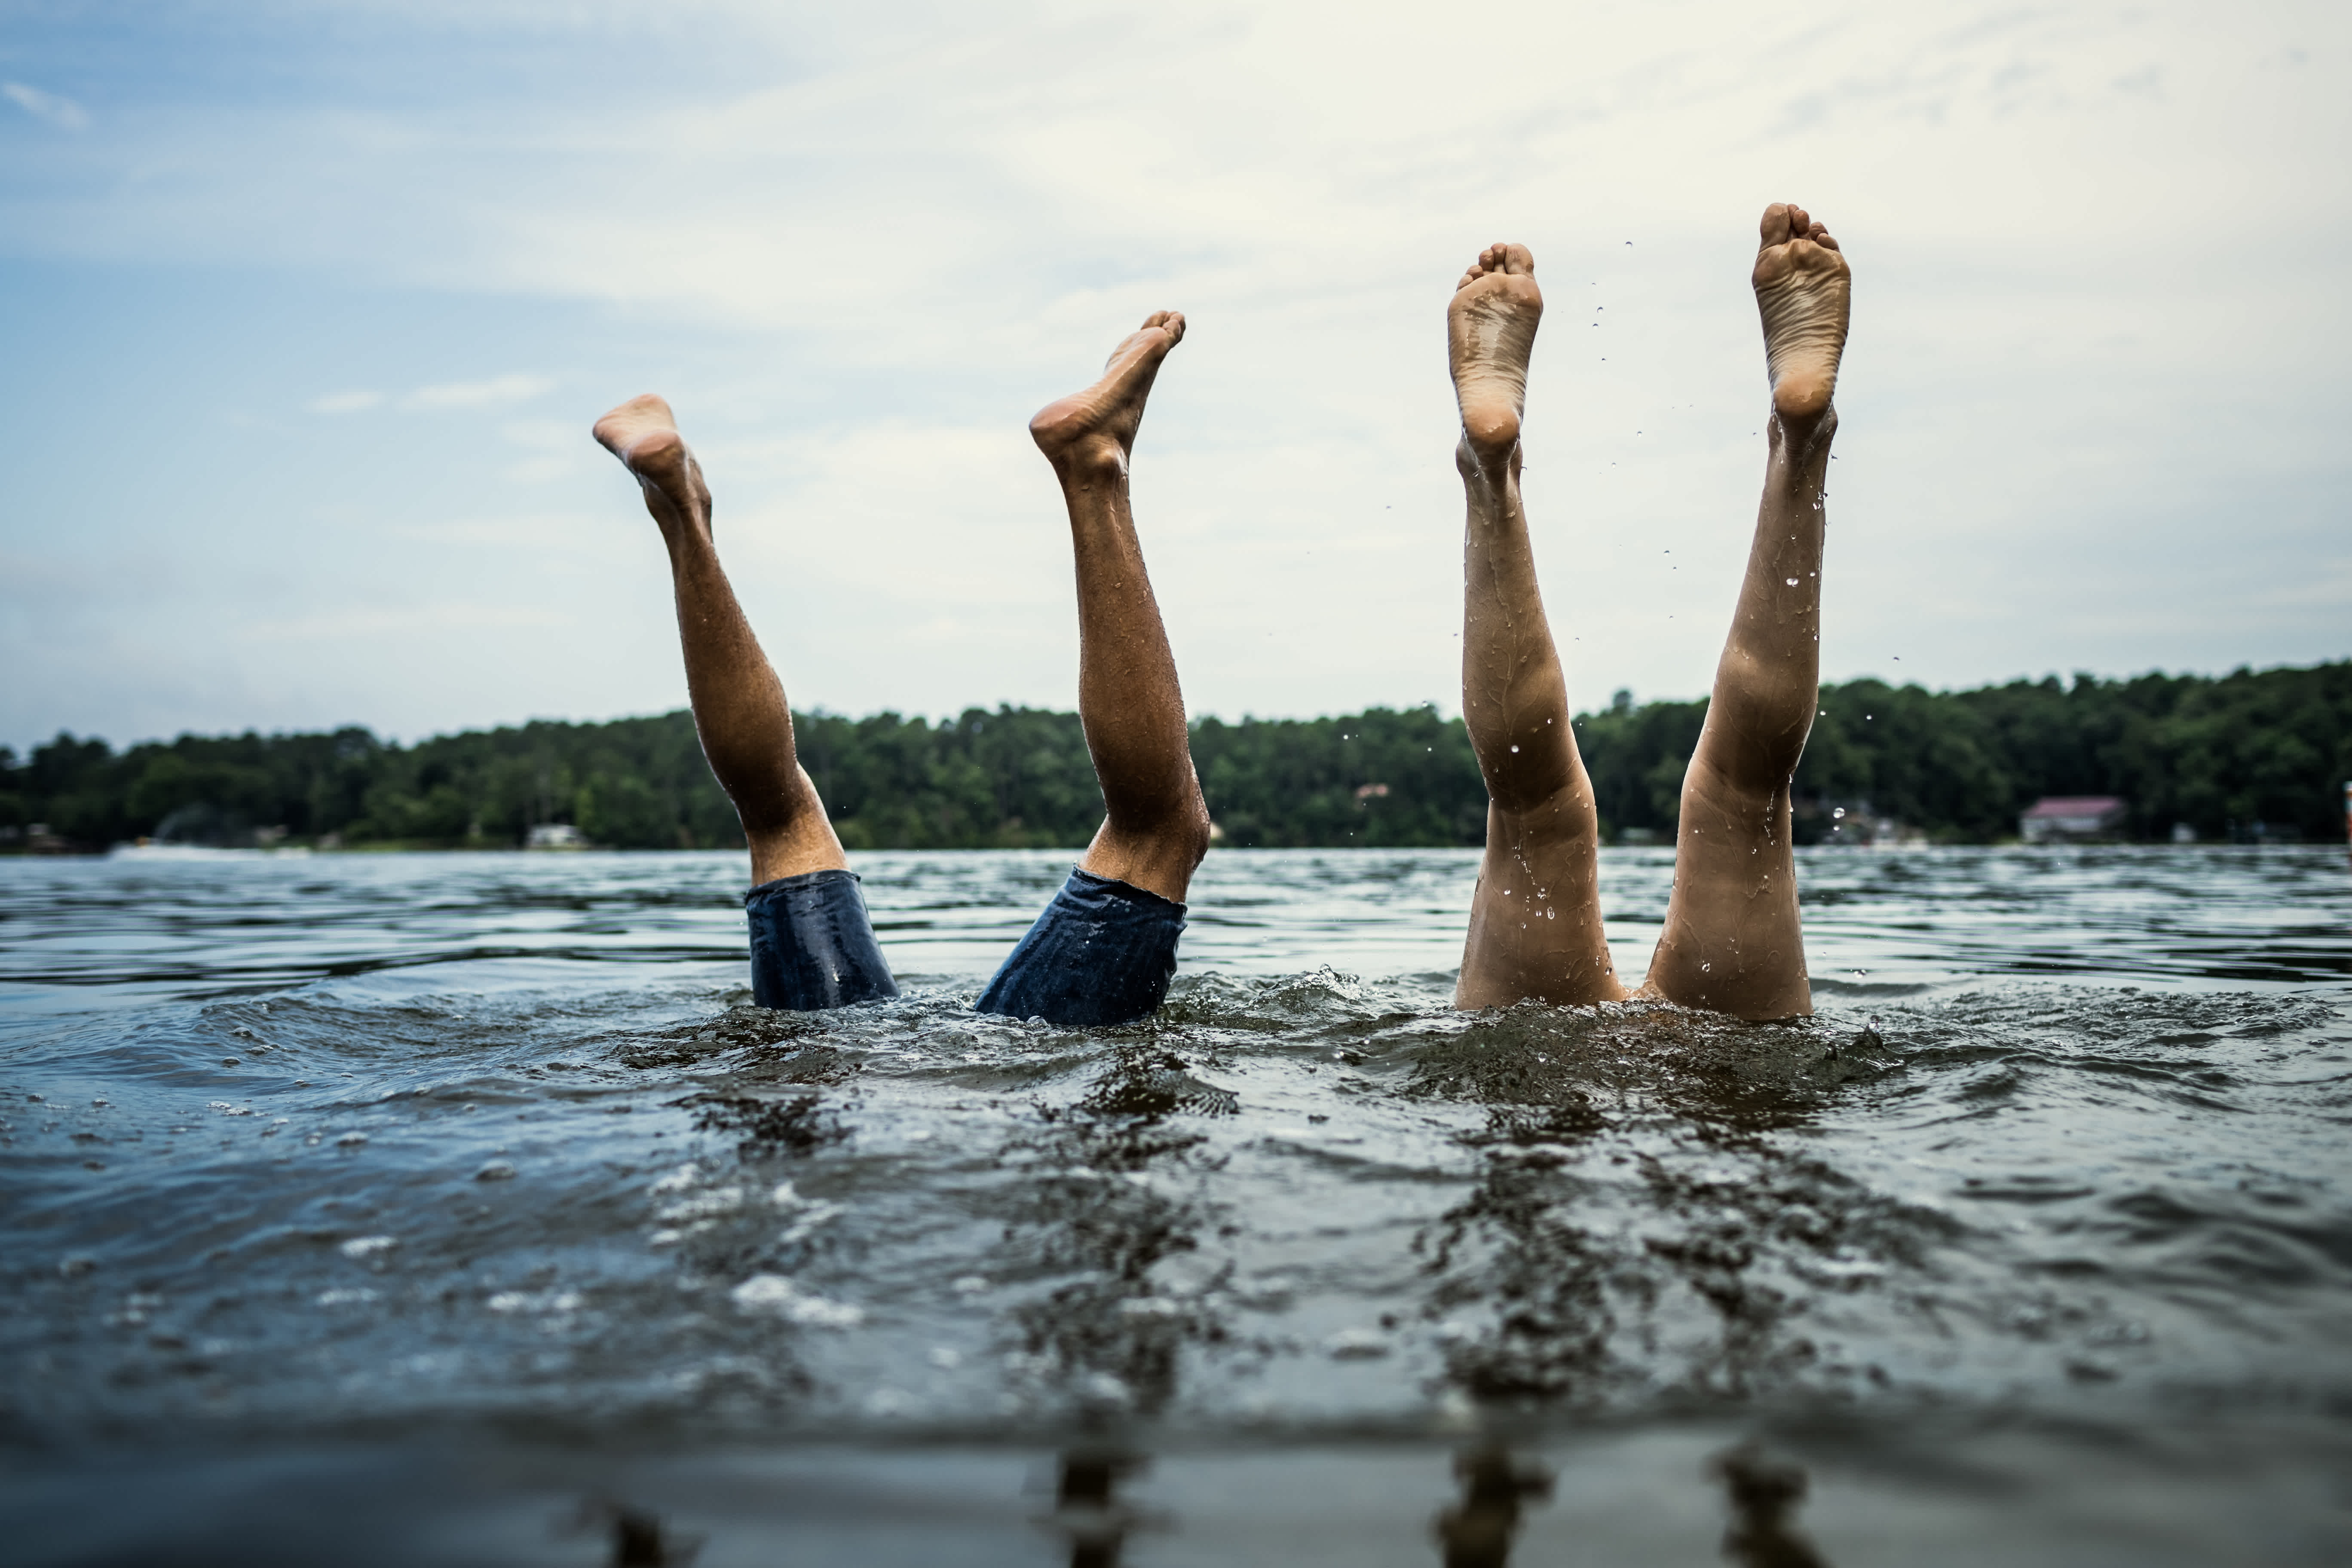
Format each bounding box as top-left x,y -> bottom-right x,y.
1029,311 -> 1186,478
591,393 -> 712,538
1753,203 -> 1851,424
1448,243 -> 1542,473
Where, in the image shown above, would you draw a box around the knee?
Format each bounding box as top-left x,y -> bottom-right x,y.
1678,758 -> 1793,849
1711,660 -> 1816,783
1174,795 -> 1213,869
1106,771 -> 1211,870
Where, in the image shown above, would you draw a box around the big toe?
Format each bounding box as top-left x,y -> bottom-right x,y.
1459,243 -> 1536,292
1759,203 -> 1803,248
1142,309 -> 1186,342
1482,242 -> 1535,276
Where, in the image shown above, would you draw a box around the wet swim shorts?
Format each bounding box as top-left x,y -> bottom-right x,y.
975,866 -> 1186,1027
744,869 -> 899,1011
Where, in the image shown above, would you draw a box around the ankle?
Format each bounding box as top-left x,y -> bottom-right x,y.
1769,404 -> 1837,466
655,505 -> 715,557
1045,431 -> 1129,485
1455,432 -> 1522,490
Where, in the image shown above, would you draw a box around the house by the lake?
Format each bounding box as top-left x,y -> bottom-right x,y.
2019,796 -> 2127,843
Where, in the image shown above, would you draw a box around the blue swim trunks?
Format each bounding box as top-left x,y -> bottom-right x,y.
744,869 -> 899,1011
976,866 -> 1186,1027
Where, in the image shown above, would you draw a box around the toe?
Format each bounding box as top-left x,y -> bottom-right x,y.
1785,204 -> 1810,236
1160,311 -> 1185,343
1814,230 -> 1841,253
1759,203 -> 1792,246
1498,243 -> 1535,275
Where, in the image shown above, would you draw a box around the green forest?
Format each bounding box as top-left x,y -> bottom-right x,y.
4,661 -> 2346,852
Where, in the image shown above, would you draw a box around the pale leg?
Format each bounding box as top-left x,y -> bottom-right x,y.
1643,203 -> 1853,1019
1447,244 -> 1624,1009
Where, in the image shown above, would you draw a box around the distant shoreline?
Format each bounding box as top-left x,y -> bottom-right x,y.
5,661 -> 2347,854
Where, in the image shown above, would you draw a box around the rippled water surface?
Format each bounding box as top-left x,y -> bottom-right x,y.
4,845 -> 2349,1565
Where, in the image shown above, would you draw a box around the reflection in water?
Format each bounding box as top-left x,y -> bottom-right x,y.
1045,1449 -> 1149,1568
1000,1045 -> 1239,1415
1713,1445 -> 1830,1568
1414,1008 -> 1911,1403
1034,1441 -> 1823,1568
1434,1447 -> 1553,1567
19,1422 -> 2345,1565
563,1496 -> 703,1568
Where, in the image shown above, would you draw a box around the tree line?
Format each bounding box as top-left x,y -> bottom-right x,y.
3,661 -> 2346,852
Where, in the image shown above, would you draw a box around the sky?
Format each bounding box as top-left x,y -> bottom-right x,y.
1,0 -> 2346,750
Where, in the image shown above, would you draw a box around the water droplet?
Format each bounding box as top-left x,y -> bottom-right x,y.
1509,744 -> 1520,753
1545,907 -> 1556,919
1785,578 -> 1799,587
1700,962 -> 1712,972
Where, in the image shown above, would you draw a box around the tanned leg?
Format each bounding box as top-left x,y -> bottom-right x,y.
1449,244 -> 1625,1010
1028,313 -> 1213,902
1642,203 -> 1853,1018
591,395 -> 849,886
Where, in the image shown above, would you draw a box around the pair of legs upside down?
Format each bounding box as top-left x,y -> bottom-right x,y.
592,202 -> 1852,1026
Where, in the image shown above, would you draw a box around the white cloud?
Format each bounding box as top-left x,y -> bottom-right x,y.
385,510 -> 614,548
2,81 -> 88,131
235,603 -> 573,642
403,373 -> 555,410
308,378 -> 557,418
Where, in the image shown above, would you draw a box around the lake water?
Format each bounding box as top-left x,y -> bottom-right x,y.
3,845 -> 2349,1565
